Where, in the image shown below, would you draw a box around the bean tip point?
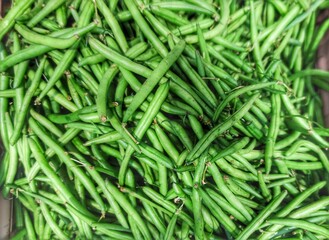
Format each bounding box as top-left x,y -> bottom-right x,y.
100,115 -> 107,122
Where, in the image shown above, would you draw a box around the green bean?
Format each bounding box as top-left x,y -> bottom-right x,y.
23,208 -> 36,240
10,229 -> 27,240
12,34 -> 29,89
0,152 -> 9,186
290,69 -> 329,82
142,186 -> 194,227
151,7 -> 189,26
268,218 -> 329,239
135,154 -> 159,174
196,28 -> 209,65
30,109 -> 62,137
69,151 -> 129,228
0,88 -> 20,98
234,197 -> 259,214
213,82 -> 276,122
56,4 -> 67,28
3,113 -> 18,197
41,218 -> 52,240
175,51 -> 217,109
123,40 -> 185,122
207,46 -> 238,72
67,203 -> 131,239
65,122 -> 111,134
224,175 -> 250,198
213,137 -> 250,160
139,143 -> 174,169
83,130 -> 122,146
150,62 -> 207,116
124,0 -> 168,58
49,51 -> 99,96
80,45 -> 104,82
191,187 -> 205,240
66,75 -> 85,107
165,19 -> 214,41
187,115 -> 203,141
249,0 -> 264,77
122,187 -> 172,219
39,202 -> 70,240
275,132 -> 301,150
163,212 -> 178,240
306,19 -> 329,63
260,5 -> 300,56
267,0 -> 287,14
27,0 -> 66,27
89,37 -> 153,78
169,82 -> 204,116
169,120 -> 193,151
286,0 -> 324,31
214,157 -> 256,183
118,82 -> 169,185
96,66 -> 120,121
105,181 -> 152,239
258,171 -> 272,202
135,48 -> 158,61
0,22 -> 96,72
188,94 -> 259,161
203,61 -> 238,87
79,53 -> 107,66
184,0 -> 229,43
37,20 -> 59,32
259,182 -> 325,239
162,100 -> 195,116
267,178 -> 297,188
264,93 -> 281,171
233,181 -> 259,202
15,24 -> 79,50
28,118 -> 107,215
25,191 -> 72,220
215,53 -> 249,76
208,162 -> 252,221
0,44 -> 10,151
27,138 -> 91,212
81,222 -> 93,240
81,42 -> 147,67
95,0 -> 128,52
281,94 -> 329,147
33,208 -> 44,239
10,58 -> 46,144
0,0 -> 35,40
193,151 -> 208,186
142,202 -> 166,235
285,161 -> 323,170
201,188 -> 240,236
116,10 -> 132,22
236,191 -> 287,240
113,77 -> 127,118
96,226 -> 134,240
304,231 -> 320,240
150,1 -> 213,15
289,197 -> 329,219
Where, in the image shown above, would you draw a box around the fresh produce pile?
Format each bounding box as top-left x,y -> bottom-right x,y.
1,0 -> 329,239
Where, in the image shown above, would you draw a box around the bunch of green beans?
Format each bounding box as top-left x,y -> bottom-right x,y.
1,0 -> 329,239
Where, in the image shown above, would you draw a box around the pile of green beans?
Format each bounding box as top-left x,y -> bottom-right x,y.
1,0 -> 329,239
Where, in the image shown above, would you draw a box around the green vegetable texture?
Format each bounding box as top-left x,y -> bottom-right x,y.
1,0 -> 329,239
